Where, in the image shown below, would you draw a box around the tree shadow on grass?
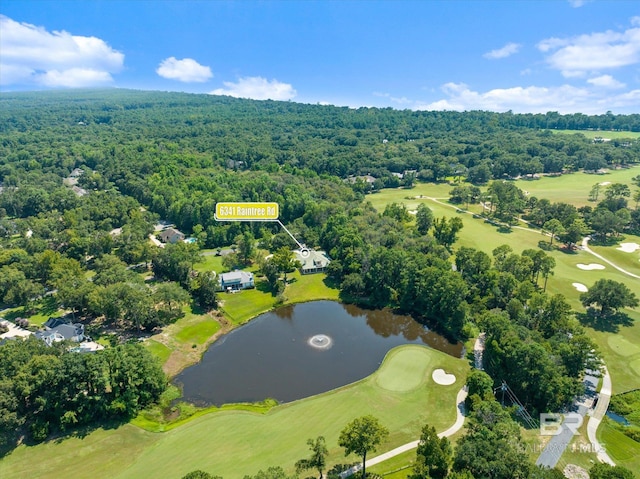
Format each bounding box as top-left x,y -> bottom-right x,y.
256,279 -> 276,296
39,295 -> 59,316
189,302 -> 206,316
323,275 -> 340,290
576,309 -> 634,333
0,416 -> 130,460
558,245 -> 579,255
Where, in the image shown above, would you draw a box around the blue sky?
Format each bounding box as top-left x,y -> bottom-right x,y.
1,0 -> 639,114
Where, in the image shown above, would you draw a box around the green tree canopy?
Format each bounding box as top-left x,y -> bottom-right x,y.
580,279 -> 639,316
338,415 -> 389,479
295,436 -> 328,479
411,424 -> 452,479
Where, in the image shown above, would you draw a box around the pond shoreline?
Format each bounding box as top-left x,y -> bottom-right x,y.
173,300 -> 462,407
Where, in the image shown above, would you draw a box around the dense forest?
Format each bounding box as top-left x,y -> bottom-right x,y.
0,90 -> 638,470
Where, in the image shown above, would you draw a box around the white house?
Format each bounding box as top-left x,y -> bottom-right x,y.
219,271 -> 255,291
294,250 -> 331,275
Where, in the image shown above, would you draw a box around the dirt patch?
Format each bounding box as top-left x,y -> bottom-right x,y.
564,464 -> 589,479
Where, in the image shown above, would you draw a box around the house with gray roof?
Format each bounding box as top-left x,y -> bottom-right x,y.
294,250 -> 331,275
218,271 -> 255,291
159,227 -> 185,244
36,318 -> 85,346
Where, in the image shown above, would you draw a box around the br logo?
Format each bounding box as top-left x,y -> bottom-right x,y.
540,413 -> 583,436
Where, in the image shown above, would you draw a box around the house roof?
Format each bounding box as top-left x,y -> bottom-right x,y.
219,271 -> 254,284
294,250 -> 331,270
44,316 -> 70,329
36,322 -> 84,344
159,228 -> 184,242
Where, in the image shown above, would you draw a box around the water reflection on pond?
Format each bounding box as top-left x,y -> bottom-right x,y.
174,300 -> 462,406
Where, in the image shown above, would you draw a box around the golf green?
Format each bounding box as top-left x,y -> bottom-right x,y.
376,346 -> 433,392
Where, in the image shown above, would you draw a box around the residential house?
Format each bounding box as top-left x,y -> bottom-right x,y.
219,271 -> 255,291
294,250 -> 331,275
159,227 -> 185,244
35,318 -> 85,347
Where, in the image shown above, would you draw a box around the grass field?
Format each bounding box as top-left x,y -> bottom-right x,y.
551,129 -> 640,140
597,418 -> 640,473
513,167 -> 640,207
194,251 -> 225,273
368,449 -> 415,478
174,318 -> 220,344
589,234 -> 640,278
0,345 -> 469,479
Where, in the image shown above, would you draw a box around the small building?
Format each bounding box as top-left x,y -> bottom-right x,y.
219,271 -> 255,291
159,227 -> 185,244
294,250 -> 331,275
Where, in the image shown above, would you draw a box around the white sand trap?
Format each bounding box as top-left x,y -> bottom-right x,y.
572,283 -> 588,293
599,181 -> 611,186
617,242 -> 640,253
577,263 -> 605,270
432,369 -> 456,385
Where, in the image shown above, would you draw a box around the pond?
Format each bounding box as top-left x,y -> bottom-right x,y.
174,300 -> 462,406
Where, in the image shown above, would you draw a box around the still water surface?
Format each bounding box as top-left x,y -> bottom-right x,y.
174,300 -> 462,406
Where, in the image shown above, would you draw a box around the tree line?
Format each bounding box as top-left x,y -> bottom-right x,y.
0,338 -> 166,453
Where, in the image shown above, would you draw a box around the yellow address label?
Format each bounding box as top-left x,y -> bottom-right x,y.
215,202 -> 279,220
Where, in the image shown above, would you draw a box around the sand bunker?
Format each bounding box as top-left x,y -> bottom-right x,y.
432,369 -> 456,386
617,243 -> 640,253
599,181 -> 611,186
572,283 -> 588,293
577,263 -> 605,270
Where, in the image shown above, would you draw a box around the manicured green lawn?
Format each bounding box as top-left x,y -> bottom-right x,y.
0,345 -> 469,479
194,251 -> 225,273
218,286 -> 277,325
513,167 -> 640,207
589,233 -> 640,278
144,339 -> 172,363
284,270 -> 340,303
174,319 -> 220,345
368,449 -> 415,478
597,418 -> 640,473
365,182 -> 455,211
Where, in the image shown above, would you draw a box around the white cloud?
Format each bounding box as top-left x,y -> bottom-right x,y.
38,68 -> 114,88
587,74 -> 626,89
537,19 -> 640,77
483,43 -> 521,60
0,15 -> 123,87
156,57 -> 213,83
210,76 -> 297,100
416,82 -> 639,114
